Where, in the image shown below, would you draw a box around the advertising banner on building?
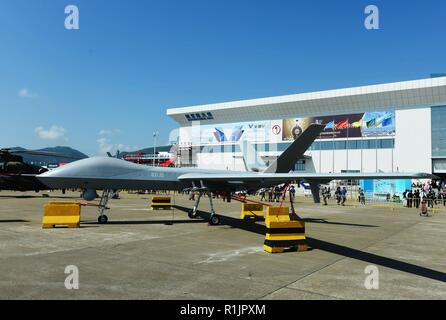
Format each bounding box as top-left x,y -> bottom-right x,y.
282,111 -> 395,141
197,121 -> 271,145
192,111 -> 395,145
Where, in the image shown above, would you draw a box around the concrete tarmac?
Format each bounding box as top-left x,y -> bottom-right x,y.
0,191 -> 444,299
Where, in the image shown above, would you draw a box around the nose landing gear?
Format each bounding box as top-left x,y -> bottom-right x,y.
97,189 -> 117,224
98,214 -> 108,224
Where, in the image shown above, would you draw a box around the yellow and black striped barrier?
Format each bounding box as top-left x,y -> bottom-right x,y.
241,203 -> 264,220
151,196 -> 172,210
263,206 -> 308,253
42,201 -> 81,228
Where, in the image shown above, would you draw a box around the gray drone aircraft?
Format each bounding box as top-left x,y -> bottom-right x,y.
37,124 -> 436,225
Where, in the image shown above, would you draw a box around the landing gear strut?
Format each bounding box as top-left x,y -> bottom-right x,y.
188,192 -> 202,219
186,187 -> 221,225
207,192 -> 221,226
97,189 -> 117,224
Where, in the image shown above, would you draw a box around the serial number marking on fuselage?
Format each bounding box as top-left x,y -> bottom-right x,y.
149,172 -> 165,178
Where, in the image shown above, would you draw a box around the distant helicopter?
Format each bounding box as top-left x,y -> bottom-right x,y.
0,148 -> 83,192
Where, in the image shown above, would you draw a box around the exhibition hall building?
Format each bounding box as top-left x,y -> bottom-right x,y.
167,76 -> 446,193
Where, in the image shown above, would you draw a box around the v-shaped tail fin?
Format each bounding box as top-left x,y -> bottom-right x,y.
263,123 -> 326,173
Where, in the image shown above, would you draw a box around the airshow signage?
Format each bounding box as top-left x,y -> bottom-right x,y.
193,111 -> 395,145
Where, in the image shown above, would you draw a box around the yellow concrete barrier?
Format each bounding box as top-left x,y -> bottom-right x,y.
42,201 -> 81,228
263,206 -> 307,253
241,203 -> 264,220
151,196 -> 171,210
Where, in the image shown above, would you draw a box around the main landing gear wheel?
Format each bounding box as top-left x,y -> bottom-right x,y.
209,214 -> 221,226
188,209 -> 198,219
98,215 -> 108,224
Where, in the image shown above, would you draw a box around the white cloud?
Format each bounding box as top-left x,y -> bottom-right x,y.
99,129 -> 121,137
96,129 -> 139,155
35,125 -> 67,140
96,137 -> 114,154
18,88 -> 37,98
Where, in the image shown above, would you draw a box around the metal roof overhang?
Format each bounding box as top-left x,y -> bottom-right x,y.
167,77 -> 446,126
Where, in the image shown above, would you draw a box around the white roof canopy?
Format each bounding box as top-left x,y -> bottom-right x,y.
167,77 -> 446,126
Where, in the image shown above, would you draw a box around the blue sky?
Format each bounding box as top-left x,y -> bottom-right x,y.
0,0 -> 445,156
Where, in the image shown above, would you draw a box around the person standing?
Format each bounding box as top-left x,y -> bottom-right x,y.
321,187 -> 328,206
407,190 -> 413,208
268,188 -> 273,202
259,189 -> 266,202
359,190 -> 366,205
273,186 -> 280,202
414,190 -> 421,209
341,187 -> 347,206
289,185 -> 296,202
335,187 -> 341,205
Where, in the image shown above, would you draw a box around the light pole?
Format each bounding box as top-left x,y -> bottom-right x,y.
153,131 -> 159,166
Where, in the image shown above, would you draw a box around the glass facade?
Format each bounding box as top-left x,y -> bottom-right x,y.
293,160 -> 306,171
199,138 -> 395,153
261,139 -> 394,152
307,138 -> 394,151
432,106 -> 446,157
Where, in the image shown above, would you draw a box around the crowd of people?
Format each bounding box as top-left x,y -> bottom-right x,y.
184,179 -> 445,218
402,188 -> 446,208
401,182 -> 446,216
320,186 -> 349,206
258,185 -> 296,203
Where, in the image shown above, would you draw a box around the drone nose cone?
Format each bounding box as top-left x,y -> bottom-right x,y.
36,157 -> 100,188
37,164 -> 73,188
36,157 -> 141,189
38,168 -> 61,178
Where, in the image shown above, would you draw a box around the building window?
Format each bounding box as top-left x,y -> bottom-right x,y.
198,138 -> 395,154
366,140 -> 376,149
334,141 -> 346,150
185,112 -> 214,121
432,106 -> 446,157
380,139 -> 394,148
294,160 -> 306,171
347,140 -> 357,149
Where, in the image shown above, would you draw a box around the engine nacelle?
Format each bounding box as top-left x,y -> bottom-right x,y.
82,189 -> 97,201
